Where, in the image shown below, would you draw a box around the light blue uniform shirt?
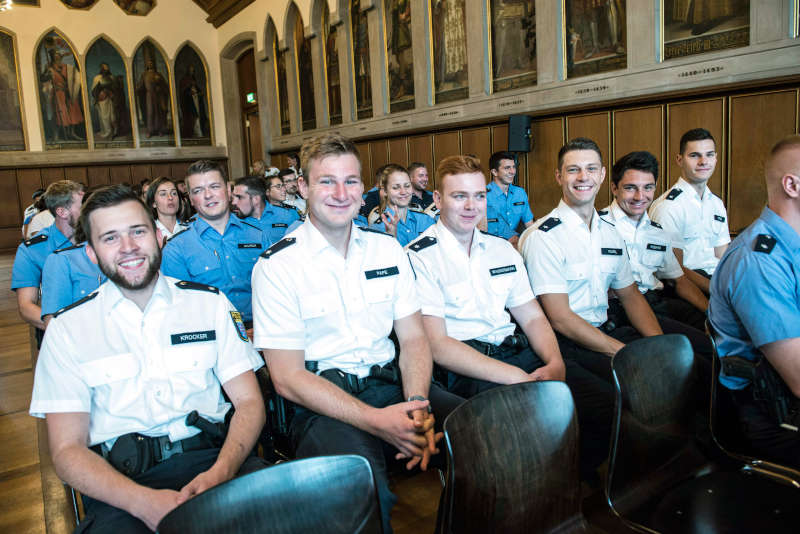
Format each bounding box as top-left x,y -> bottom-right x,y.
373,209 -> 436,247
11,223 -> 72,290
40,243 -> 106,317
161,215 -> 269,322
245,203 -> 301,246
485,181 -> 534,239
709,207 -> 800,390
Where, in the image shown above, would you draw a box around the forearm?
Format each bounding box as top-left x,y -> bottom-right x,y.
673,275 -> 708,312
210,397 -> 264,479
620,292 -> 663,337
17,290 -> 45,330
521,316 -> 563,367
398,334 -> 432,400
429,334 -> 527,385
548,311 -> 622,357
683,267 -> 710,294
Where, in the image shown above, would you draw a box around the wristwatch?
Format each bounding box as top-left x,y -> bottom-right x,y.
408,395 -> 432,413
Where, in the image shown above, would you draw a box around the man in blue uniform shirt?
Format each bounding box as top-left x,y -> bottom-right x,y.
265,174 -> 302,227
11,180 -> 84,330
162,160 -> 270,324
231,175 -> 298,245
709,135 -> 800,468
485,151 -> 533,246
41,241 -> 106,325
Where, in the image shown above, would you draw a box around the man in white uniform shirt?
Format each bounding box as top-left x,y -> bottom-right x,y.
649,128 -> 730,294
29,185 -> 266,533
252,134 -> 461,533
407,154 -> 614,478
519,138 -> 663,383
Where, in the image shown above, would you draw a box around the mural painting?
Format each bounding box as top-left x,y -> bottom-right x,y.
491,0 -> 536,92
85,38 -> 132,148
113,0 -> 155,15
385,0 -> 414,112
663,0 -> 749,60
323,4 -> 342,126
565,0 -> 627,78
132,39 -> 174,147
0,31 -> 25,151
431,0 -> 468,103
294,11 -> 316,131
275,35 -> 290,135
351,0 -> 372,120
175,45 -> 211,146
60,0 -> 99,8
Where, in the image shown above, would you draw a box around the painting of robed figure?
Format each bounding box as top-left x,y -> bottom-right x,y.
35,31 -> 88,149
351,0 -> 372,120
663,0 -> 749,60
565,0 -> 627,79
85,38 -> 133,148
175,45 -> 211,146
323,4 -> 342,126
0,31 -> 26,151
385,0 -> 414,112
133,39 -> 174,147
491,0 -> 536,92
431,0 -> 468,103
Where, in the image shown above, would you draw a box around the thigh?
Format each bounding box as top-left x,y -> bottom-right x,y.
656,316 -> 712,357
428,383 -> 464,431
653,295 -> 707,332
557,333 -> 614,384
735,397 -> 800,470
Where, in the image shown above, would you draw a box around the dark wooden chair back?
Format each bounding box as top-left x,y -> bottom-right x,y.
439,381 -> 591,534
157,455 -> 382,534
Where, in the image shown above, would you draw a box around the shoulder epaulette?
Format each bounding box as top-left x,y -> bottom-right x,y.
52,291 -> 98,318
754,234 -> 777,254
24,233 -> 48,247
479,229 -> 491,235
239,219 -> 261,231
537,217 -> 562,232
166,227 -> 190,242
260,237 -> 296,258
650,220 -> 663,229
54,242 -> 85,254
358,226 -> 392,237
186,215 -> 197,223
408,204 -> 424,213
408,236 -> 437,252
279,202 -> 299,212
175,280 -> 219,294
666,188 -> 683,201
599,216 -> 615,227
597,209 -> 609,216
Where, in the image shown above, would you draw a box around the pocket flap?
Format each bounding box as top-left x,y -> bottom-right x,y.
80,353 -> 139,387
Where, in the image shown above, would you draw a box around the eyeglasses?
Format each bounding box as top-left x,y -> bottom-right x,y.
270,183 -> 286,190
283,178 -> 298,184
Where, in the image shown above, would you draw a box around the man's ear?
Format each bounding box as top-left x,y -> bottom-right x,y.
783,173 -> 800,199
85,243 -> 98,265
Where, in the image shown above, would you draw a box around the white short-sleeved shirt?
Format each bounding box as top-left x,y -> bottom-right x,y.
155,218 -> 190,240
252,220 -> 421,378
406,221 -> 534,344
602,200 -> 683,293
648,177 -> 730,273
518,200 -> 635,327
29,274 -> 262,448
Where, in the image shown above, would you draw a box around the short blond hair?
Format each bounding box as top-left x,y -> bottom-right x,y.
300,133 -> 361,178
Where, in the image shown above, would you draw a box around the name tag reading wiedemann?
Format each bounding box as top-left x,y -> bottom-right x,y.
171,330 -> 217,345
365,266 -> 399,279
490,265 -> 517,276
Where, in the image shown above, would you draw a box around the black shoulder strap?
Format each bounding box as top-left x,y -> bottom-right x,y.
754,234 -> 777,254
53,291 -> 99,318
408,236 -> 437,252
538,217 -> 562,233
175,280 -> 220,294
24,233 -> 48,247
260,237 -> 297,259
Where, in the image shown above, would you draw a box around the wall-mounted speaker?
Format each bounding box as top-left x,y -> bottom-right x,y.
508,115 -> 533,153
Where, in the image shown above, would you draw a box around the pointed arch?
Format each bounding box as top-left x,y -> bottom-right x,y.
84,35 -> 134,148
0,26 -> 28,151
286,2 -> 316,131
131,37 -> 176,147
174,41 -> 212,145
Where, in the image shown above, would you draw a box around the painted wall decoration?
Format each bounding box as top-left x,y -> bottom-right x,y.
0,30 -> 25,151
385,0 -> 414,112
293,11 -> 316,131
491,0 -> 536,92
431,0 -> 468,103
175,44 -> 211,146
60,0 -> 99,8
132,39 -> 174,147
351,0 -> 372,120
663,0 -> 749,60
323,4 -> 342,126
275,34 -> 290,135
113,0 -> 155,15
85,38 -> 132,148
35,31 -> 88,149
565,0 -> 627,78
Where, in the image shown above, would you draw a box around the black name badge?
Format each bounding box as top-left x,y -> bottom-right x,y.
646,243 -> 667,251
490,265 -> 517,276
171,330 -> 217,345
513,201 -> 525,206
601,248 -> 623,256
487,218 -> 498,223
238,243 -> 261,249
272,223 -> 287,228
365,266 -> 399,279
714,215 -> 726,222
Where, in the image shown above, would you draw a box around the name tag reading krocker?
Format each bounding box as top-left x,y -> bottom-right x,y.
171,330 -> 217,345
490,265 -> 517,276
365,266 -> 399,280
601,248 -> 623,256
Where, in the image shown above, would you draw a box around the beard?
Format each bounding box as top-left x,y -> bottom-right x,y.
98,249 -> 162,291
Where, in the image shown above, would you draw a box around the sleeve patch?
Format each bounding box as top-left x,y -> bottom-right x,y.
754,234 -> 776,254
666,188 -> 683,201
229,311 -> 249,341
260,237 -> 296,258
538,217 -> 562,232
408,236 -> 437,252
24,233 -> 48,247
175,280 -> 220,294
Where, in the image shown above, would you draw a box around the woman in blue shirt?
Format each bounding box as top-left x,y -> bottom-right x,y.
370,164 -> 435,246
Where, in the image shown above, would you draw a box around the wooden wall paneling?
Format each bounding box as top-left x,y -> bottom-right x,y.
64,167 -> 87,184
432,131 -> 460,190
0,226 -> 21,250
0,170 -> 21,229
130,164 -> 152,184
728,90 -> 798,231
87,166 -> 111,189
666,97 -> 725,198
527,118 -> 565,217
491,124 -> 509,153
171,163 -> 191,181
151,164 -> 172,179
461,127 -> 492,178
354,142 -> 371,187
109,166 -> 132,185
566,112 -> 612,208
408,134 -> 433,184
369,140 -> 390,186
388,137 -> 409,167
16,169 -> 42,223
40,168 -> 65,187
612,105 -> 665,193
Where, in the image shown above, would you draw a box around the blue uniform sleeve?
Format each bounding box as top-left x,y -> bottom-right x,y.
161,239 -> 191,281
519,193 -> 534,225
11,243 -> 42,290
40,253 -> 73,317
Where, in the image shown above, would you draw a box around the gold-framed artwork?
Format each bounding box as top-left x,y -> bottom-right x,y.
132,39 -> 174,147
60,0 -> 99,9
490,0 -> 536,93
0,28 -> 27,151
293,9 -> 316,131
564,0 -> 627,79
351,0 -> 373,120
431,0 -> 468,103
84,36 -> 133,149
322,4 -> 343,126
662,0 -> 750,60
113,0 -> 155,16
384,0 -> 415,113
174,43 -> 212,146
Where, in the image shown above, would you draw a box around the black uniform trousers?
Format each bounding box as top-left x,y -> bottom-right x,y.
76,448 -> 268,534
730,387 -> 800,470
444,340 -> 614,480
290,382 -> 463,534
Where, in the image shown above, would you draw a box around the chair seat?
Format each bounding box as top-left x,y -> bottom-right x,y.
651,470 -> 799,534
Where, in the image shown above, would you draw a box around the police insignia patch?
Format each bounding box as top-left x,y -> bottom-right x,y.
230,311 -> 249,341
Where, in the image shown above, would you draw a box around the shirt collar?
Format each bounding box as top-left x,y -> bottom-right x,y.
486,181 -> 506,196
760,206 -> 800,252
193,213 -> 238,236
303,218 -> 365,257
676,177 -> 709,201
101,271 -> 172,314
434,220 -> 487,256
555,199 -> 598,231
608,199 -> 650,228
47,223 -> 72,248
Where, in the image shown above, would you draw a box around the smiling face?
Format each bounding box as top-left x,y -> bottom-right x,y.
152,181 -> 179,218
410,166 -> 429,192
300,153 -> 363,234
187,170 -> 229,222
611,169 -> 657,221
267,176 -> 286,205
384,171 -> 413,208
491,158 -> 516,187
556,149 -> 605,209
677,139 -> 717,186
435,171 -> 487,239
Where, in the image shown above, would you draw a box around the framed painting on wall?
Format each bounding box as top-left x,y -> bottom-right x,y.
293,11 -> 316,131
564,0 -> 627,79
85,37 -> 133,149
384,0 -> 415,113
60,0 -> 99,8
113,0 -> 155,15
351,0 -> 373,120
174,44 -> 211,146
491,0 -> 536,92
35,31 -> 88,150
323,4 -> 342,126
132,39 -> 174,147
662,0 -> 749,60
0,30 -> 26,151
275,36 -> 290,135
431,0 -> 468,103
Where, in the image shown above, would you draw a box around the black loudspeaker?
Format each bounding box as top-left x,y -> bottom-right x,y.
508,115 -> 533,153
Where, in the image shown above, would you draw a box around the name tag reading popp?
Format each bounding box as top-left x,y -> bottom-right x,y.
490,265 -> 517,276
171,330 -> 217,345
365,266 -> 400,280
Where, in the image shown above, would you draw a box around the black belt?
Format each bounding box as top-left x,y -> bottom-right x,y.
90,431 -> 215,476
305,359 -> 400,395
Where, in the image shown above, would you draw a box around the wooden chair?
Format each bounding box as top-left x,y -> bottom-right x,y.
607,334 -> 800,534
438,381 -> 600,534
157,455 -> 382,534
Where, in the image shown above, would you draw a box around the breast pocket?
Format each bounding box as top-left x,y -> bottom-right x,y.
641,244 -> 667,268
187,250 -> 221,280
165,342 -> 218,396
299,290 -> 342,320
80,353 -> 140,387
